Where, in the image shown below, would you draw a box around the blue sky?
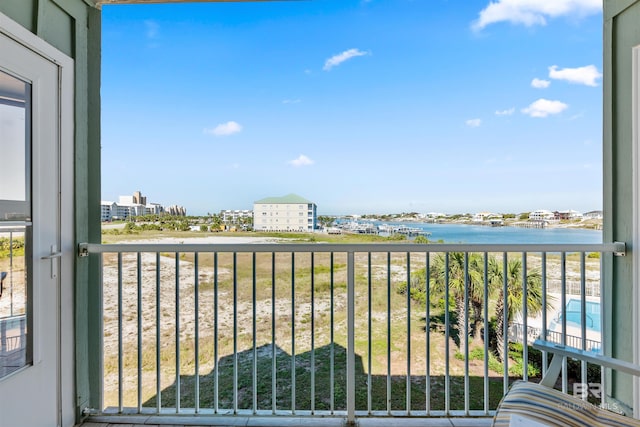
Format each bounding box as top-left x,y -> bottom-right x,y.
101,0 -> 603,216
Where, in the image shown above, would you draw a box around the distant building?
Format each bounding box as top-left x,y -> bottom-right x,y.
472,212 -> 498,222
101,202 -> 118,222
584,210 -> 603,219
424,212 -> 446,219
555,210 -> 583,220
529,210 -> 555,221
253,194 -> 317,232
166,205 -> 187,216
100,191 -> 185,221
221,209 -> 253,224
132,190 -> 146,205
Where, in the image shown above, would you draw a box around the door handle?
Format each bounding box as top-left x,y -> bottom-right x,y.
41,246 -> 62,278
41,252 -> 62,260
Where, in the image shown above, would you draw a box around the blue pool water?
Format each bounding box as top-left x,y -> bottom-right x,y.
562,299 -> 601,333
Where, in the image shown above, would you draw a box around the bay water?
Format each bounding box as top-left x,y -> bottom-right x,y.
371,221 -> 601,244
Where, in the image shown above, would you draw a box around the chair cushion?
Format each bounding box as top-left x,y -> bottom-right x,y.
492,381 -> 640,427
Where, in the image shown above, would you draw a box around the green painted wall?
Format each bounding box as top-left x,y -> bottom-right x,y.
0,0 -> 102,421
604,0 -> 640,413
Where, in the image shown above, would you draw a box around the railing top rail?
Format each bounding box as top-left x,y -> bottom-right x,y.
78,241 -> 625,255
534,339 -> 640,377
0,223 -> 30,232
0,314 -> 27,322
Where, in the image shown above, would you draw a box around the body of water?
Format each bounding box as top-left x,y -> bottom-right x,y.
366,221 -> 602,244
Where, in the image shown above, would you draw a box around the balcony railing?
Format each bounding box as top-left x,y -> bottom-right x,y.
79,241 -> 625,423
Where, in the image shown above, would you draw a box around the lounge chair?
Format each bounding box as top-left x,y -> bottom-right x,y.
492,339 -> 640,426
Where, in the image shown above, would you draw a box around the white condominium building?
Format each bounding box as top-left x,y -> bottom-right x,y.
221,209 -> 253,223
253,194 -> 317,232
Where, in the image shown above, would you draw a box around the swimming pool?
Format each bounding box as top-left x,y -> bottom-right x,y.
560,299 -> 601,333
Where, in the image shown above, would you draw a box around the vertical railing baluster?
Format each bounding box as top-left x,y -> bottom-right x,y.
291,252 -> 296,414
194,253 -> 200,413
310,252 -> 315,414
464,252 -> 470,415
444,253 -> 450,415
580,252 -> 587,398
232,252 -> 238,414
502,253 -> 509,396
137,252 -> 142,413
175,252 -> 180,413
271,252 -> 276,414
406,252 -> 411,414
425,252 -> 431,415
386,252 -> 392,415
117,252 -> 123,413
367,252 -> 372,415
214,252 -> 219,414
599,251 -> 605,408
483,252 -> 489,415
561,252 -> 568,393
155,252 -> 161,413
522,252 -> 528,382
541,252 -> 548,376
347,251 -> 355,424
330,252 -> 335,414
9,232 -> 13,316
252,252 -> 257,413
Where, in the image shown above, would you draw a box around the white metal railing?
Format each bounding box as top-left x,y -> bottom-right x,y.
509,323 -> 601,352
79,241 -> 625,422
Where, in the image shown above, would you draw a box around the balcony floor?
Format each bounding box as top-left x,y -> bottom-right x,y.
78,416 -> 493,427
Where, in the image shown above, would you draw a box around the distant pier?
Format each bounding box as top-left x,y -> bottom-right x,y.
512,221 -> 547,229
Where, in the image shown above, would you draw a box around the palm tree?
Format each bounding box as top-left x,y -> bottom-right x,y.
430,252 -> 485,354
489,257 -> 545,362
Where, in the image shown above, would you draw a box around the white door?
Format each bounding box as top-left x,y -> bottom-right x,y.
0,17 -> 74,427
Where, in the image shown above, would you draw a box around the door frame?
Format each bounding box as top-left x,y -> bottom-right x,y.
633,43 -> 640,419
0,11 -> 75,427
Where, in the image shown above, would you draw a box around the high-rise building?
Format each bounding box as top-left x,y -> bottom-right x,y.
132,190 -> 146,205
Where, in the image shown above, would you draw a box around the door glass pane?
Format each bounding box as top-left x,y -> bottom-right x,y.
0,69 -> 31,221
0,69 -> 32,378
0,225 -> 31,378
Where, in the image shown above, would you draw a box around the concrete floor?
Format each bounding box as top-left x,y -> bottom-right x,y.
78,415 -> 494,427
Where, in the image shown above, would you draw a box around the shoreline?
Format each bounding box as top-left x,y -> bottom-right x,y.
360,218 -> 603,232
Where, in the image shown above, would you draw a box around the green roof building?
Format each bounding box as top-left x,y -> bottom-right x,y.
253,194 -> 317,232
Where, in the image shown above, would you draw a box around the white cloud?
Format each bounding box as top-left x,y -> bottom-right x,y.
495,108 -> 515,116
144,20 -> 160,39
521,98 -> 568,118
288,154 -> 315,167
472,0 -> 602,31
282,99 -> 301,104
323,48 -> 369,71
204,121 -> 242,136
531,78 -> 551,89
548,65 -> 602,86
466,118 -> 482,127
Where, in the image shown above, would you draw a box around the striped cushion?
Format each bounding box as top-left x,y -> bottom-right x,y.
492,381 -> 640,427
